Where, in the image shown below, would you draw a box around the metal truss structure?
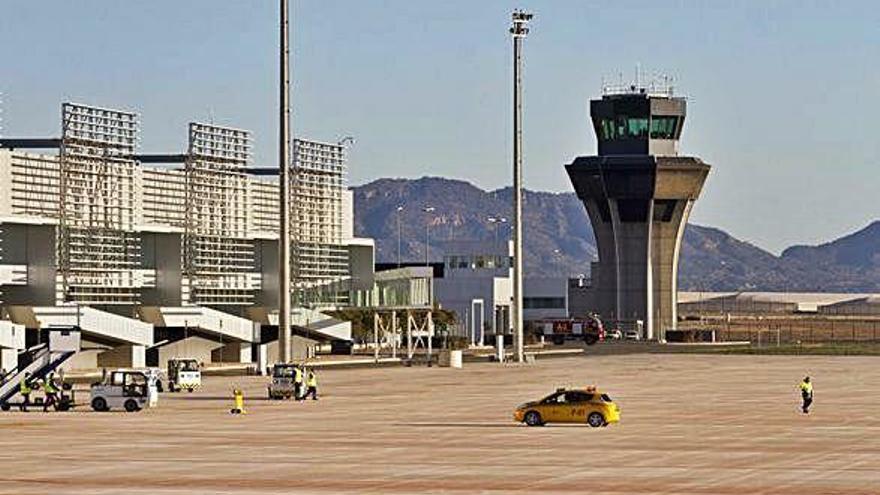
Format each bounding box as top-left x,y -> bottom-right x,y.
59,103 -> 141,305
183,123 -> 256,306
292,139 -> 349,305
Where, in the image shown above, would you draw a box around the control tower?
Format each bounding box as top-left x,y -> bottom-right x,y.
565,85 -> 710,340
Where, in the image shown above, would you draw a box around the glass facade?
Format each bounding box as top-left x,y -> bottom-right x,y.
445,255 -> 512,271
523,297 -> 566,309
650,116 -> 679,139
599,115 -> 679,140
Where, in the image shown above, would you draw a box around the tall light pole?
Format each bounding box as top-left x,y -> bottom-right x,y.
423,206 -> 435,266
488,216 -> 508,247
278,0 -> 292,364
396,205 -> 404,267
510,10 -> 531,363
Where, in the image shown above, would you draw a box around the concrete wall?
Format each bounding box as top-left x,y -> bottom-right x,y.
262,336 -> 317,364
523,277 -> 568,321
96,344 -> 146,369
141,232 -> 183,306
0,223 -> 57,306
435,276 -> 509,343
212,342 -> 253,363
254,239 -> 279,308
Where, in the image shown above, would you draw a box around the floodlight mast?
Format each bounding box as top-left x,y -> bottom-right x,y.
510,10 -> 531,364
278,0 -> 292,364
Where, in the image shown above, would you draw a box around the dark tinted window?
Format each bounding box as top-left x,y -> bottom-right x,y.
600,117 -> 650,139
617,199 -> 650,222
650,116 -> 678,139
601,394 -> 613,402
652,199 -> 677,222
524,297 -> 566,309
566,392 -> 594,403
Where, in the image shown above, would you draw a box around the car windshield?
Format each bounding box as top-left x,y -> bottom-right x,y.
180,361 -> 199,371
274,366 -> 295,377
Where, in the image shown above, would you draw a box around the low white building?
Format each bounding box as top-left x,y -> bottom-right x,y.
433,241 -> 512,346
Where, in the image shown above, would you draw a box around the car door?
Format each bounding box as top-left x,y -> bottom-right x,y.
563,392 -> 594,423
538,392 -> 567,423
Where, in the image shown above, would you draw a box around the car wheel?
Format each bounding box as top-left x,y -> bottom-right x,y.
124,399 -> 140,413
524,411 -> 543,427
1,402 -> 10,412
587,412 -> 605,428
553,336 -> 565,345
91,397 -> 108,412
187,388 -> 193,393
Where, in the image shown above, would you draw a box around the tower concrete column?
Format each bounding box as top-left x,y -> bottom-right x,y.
566,89 -> 710,340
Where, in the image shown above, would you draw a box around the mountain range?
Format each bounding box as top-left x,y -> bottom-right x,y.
352,177 -> 880,292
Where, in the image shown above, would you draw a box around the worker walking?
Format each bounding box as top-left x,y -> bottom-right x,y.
293,365 -> 304,401
303,368 -> 318,401
42,372 -> 59,412
19,372 -> 32,412
799,376 -> 813,414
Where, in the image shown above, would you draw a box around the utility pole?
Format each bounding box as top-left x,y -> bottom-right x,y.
278,0 -> 292,364
510,10 -> 531,364
423,206 -> 435,266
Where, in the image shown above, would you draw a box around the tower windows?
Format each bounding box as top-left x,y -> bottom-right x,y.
650,116 -> 679,139
598,115 -> 679,140
599,117 -> 649,139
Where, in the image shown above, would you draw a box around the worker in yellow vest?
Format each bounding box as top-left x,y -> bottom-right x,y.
230,387 -> 246,414
293,365 -> 304,401
303,369 -> 318,401
799,376 -> 813,414
19,372 -> 32,412
42,373 -> 59,412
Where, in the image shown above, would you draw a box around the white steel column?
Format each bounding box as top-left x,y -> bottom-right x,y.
278,0 -> 292,363
510,11 -> 532,364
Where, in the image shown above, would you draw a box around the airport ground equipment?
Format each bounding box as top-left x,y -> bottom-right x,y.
115,367 -> 165,393
267,363 -> 302,400
167,358 -> 201,393
513,386 -> 620,427
90,370 -> 158,412
538,315 -> 605,345
0,328 -> 80,411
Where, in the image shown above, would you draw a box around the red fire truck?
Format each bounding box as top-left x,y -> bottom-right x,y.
537,315 -> 604,345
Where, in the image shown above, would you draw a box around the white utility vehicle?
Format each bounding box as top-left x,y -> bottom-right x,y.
90,370 -> 157,412
167,358 -> 201,393
267,363 -> 302,400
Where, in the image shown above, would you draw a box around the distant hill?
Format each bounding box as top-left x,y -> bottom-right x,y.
352,177 -> 880,292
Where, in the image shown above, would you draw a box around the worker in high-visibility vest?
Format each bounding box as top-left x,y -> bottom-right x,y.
42,373 -> 59,412
19,372 -> 32,412
799,376 -> 813,414
303,369 -> 318,401
293,365 -> 304,401
230,387 -> 245,414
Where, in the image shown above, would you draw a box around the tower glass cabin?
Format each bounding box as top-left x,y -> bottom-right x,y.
565,88 -> 710,340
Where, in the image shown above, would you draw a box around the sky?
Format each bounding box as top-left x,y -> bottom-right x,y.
1,1 -> 878,253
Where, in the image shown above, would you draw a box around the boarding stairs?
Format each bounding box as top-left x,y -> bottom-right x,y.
0,328 -> 81,409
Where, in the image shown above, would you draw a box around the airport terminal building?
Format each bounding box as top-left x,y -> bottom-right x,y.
0,102 -> 362,371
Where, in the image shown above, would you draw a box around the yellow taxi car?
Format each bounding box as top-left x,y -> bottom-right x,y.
513,387 -> 620,427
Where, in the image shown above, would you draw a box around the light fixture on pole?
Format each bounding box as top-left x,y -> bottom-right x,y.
510,10 -> 532,364
396,205 -> 404,267
423,206 -> 435,267
488,216 -> 508,247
